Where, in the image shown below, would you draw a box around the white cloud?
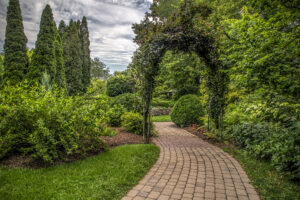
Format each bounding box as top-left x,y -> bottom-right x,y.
0,0 -> 151,72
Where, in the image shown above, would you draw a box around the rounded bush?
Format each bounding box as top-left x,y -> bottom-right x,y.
111,93 -> 135,111
171,94 -> 205,127
121,112 -> 143,135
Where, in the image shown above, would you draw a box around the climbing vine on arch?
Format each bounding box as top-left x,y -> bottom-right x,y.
132,0 -> 229,142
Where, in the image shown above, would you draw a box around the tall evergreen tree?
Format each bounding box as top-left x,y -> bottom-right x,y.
58,20 -> 66,38
0,53 -> 4,85
27,4 -> 57,85
63,20 -> 83,95
80,16 -> 91,92
54,33 -> 66,89
3,0 -> 29,85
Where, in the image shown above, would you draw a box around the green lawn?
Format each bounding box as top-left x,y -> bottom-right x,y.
223,146 -> 300,200
152,115 -> 171,122
0,144 -> 159,200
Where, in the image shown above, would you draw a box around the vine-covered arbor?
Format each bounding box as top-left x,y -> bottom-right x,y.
133,0 -> 229,143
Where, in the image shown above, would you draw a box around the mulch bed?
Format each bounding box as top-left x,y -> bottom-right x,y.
101,127 -> 145,148
0,128 -> 145,169
184,124 -> 226,148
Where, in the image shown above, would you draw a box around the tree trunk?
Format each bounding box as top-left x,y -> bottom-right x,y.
146,82 -> 153,144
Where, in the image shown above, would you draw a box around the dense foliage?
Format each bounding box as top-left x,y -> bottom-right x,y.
171,94 -> 205,127
155,51 -> 202,100
130,0 -> 229,142
27,5 -> 61,86
62,20 -> 84,95
53,33 -> 66,89
230,123 -> 300,180
151,97 -> 173,108
80,17 -> 91,93
129,0 -> 300,179
108,105 -> 125,127
86,79 -> 106,96
111,93 -> 135,112
0,82 -> 112,163
0,54 -> 4,85
121,112 -> 143,135
3,0 -> 29,85
106,74 -> 133,97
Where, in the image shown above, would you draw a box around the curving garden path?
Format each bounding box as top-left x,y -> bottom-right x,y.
122,122 -> 260,200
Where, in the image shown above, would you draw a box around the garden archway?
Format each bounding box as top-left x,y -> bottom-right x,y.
134,0 -> 229,143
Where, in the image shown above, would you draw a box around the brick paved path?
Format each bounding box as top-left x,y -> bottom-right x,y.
122,122 -> 260,200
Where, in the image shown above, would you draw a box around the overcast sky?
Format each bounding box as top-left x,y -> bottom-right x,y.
0,0 -> 152,72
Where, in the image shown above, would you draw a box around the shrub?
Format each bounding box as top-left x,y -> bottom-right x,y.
121,112 -> 143,135
230,122 -> 300,180
86,79 -> 106,96
171,94 -> 205,127
108,105 -> 126,127
0,82 -> 112,163
111,93 -> 135,111
106,75 -> 133,97
152,98 -> 173,108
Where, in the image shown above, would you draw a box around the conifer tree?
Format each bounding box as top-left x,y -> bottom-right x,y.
3,0 -> 29,85
63,20 -> 83,95
58,20 -> 66,38
54,33 -> 66,89
80,16 -> 91,92
27,4 -> 57,85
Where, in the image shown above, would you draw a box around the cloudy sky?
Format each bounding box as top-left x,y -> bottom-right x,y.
0,0 -> 152,72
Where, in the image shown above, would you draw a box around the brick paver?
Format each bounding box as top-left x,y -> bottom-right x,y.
123,122 -> 260,200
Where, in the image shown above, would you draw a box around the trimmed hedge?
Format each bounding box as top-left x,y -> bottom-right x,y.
171,94 -> 205,127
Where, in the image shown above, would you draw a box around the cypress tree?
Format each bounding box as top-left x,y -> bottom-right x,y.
80,16 -> 91,92
58,20 -> 66,38
27,4 -> 57,85
54,33 -> 66,89
63,20 -> 83,95
3,0 -> 29,85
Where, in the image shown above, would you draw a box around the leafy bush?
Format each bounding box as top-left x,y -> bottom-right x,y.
171,94 -> 205,127
108,105 -> 126,127
0,82 -> 112,163
106,75 -> 133,97
86,79 -> 106,96
230,122 -> 300,180
152,97 -> 173,108
121,112 -> 143,135
111,93 -> 135,111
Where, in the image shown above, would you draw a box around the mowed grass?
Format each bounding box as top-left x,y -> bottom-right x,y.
152,115 -> 171,122
0,144 -> 159,200
223,146 -> 300,200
